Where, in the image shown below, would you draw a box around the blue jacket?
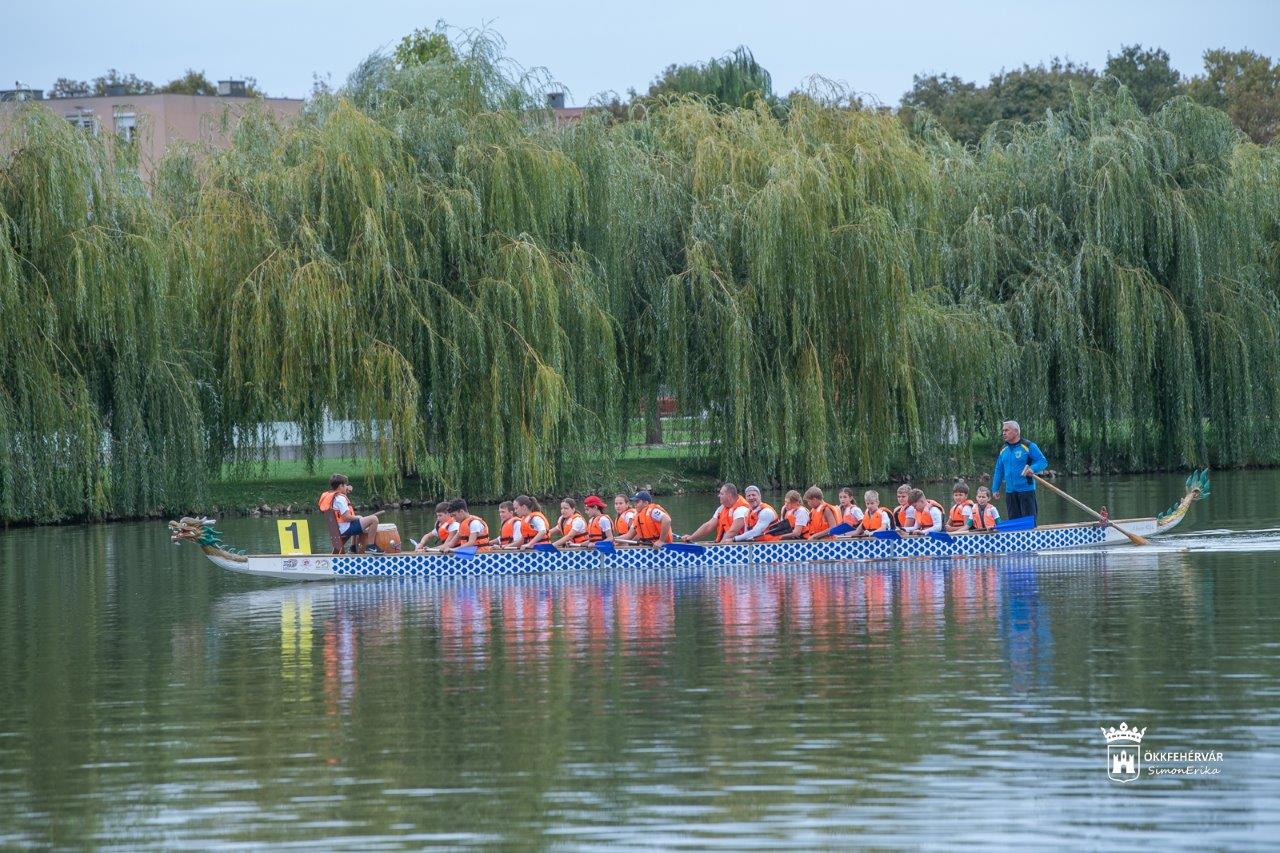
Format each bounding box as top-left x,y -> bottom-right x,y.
992,440 -> 1048,494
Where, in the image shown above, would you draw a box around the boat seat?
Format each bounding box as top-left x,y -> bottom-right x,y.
322,508 -> 357,555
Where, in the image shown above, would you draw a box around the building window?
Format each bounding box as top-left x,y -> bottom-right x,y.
66,111 -> 97,134
115,111 -> 137,143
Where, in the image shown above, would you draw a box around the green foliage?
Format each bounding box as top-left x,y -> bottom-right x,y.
48,77 -> 90,98
5,27 -> 1280,524
159,69 -> 219,96
393,24 -> 459,68
90,69 -> 156,97
1186,49 -> 1280,143
646,47 -> 774,108
1104,44 -> 1182,114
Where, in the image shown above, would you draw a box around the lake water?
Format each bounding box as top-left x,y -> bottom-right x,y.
2,471 -> 1278,847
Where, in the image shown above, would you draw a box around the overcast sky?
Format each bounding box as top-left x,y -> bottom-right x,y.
5,0 -> 1278,105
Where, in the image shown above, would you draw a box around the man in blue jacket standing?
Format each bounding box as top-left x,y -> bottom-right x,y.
991,420 -> 1049,521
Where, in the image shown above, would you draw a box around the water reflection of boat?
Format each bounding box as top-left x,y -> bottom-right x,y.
172,472 -> 1209,581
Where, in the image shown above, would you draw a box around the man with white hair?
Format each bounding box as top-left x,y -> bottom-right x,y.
991,420 -> 1049,522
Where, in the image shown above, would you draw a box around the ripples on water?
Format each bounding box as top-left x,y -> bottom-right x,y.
2,472 -> 1280,847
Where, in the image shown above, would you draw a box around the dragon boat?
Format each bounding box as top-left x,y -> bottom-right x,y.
170,470 -> 1210,582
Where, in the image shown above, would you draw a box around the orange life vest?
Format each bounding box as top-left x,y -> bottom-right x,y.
519,511 -> 550,542
318,489 -> 356,523
745,501 -> 776,536
842,504 -> 862,527
861,507 -> 889,532
586,514 -> 609,542
455,514 -> 490,546
557,512 -> 589,544
948,499 -> 973,526
634,503 -> 673,543
894,504 -> 912,529
435,518 -> 451,542
615,508 -> 636,535
499,517 -> 518,545
803,502 -> 840,538
971,504 -> 998,531
912,499 -> 945,531
715,496 -> 750,542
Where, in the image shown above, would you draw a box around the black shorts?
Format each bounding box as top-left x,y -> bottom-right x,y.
1005,491 -> 1038,521
341,520 -> 364,537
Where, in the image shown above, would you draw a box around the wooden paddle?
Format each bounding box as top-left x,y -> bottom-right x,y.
1032,474 -> 1149,546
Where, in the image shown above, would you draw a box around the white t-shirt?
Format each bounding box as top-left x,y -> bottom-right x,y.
736,506 -> 778,541
463,517 -> 486,536
791,506 -> 810,530
596,515 -> 613,534
332,493 -> 352,518
528,514 -> 549,533
842,505 -> 864,524
561,515 -> 587,534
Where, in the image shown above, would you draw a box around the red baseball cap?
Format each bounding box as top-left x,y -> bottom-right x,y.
584,495 -> 606,509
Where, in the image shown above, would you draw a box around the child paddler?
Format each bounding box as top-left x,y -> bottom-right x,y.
892,484 -> 913,530
968,485 -> 1000,532
613,494 -> 637,538
552,498 -> 590,547
946,480 -> 975,532
905,488 -> 945,534
617,490 -> 673,548
414,501 -> 453,551
496,501 -> 520,548
514,495 -> 552,550
583,495 -> 614,543
318,474 -> 380,553
853,490 -> 892,535
735,485 -> 777,542
681,483 -> 749,543
838,487 -> 864,532
442,498 -> 490,550
799,486 -> 840,539
776,490 -> 809,540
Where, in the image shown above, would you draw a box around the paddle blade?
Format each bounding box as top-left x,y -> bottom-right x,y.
996,516 -> 1035,531
533,543 -> 560,553
593,540 -> 616,555
662,541 -> 706,555
452,545 -> 478,559
872,530 -> 901,540
827,522 -> 854,537
927,531 -> 955,544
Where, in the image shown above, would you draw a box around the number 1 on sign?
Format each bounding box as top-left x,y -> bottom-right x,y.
277,519 -> 312,555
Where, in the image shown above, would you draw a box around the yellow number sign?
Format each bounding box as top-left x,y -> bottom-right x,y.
277,519 -> 312,555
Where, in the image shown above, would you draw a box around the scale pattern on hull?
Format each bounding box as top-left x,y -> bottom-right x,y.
315,525 -> 1110,579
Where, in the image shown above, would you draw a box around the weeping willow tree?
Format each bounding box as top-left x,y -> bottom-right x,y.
0,107 -> 205,522
5,25 -> 1280,525
931,81 -> 1280,472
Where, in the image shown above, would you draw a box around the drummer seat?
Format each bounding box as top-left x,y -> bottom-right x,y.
322,508 -> 358,554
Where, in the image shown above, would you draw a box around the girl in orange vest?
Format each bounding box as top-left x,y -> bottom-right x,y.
968,485 -> 1001,532
552,497 -> 591,546
777,490 -> 811,540
583,495 -> 614,543
514,495 -> 552,549
613,493 -> 636,537
838,486 -> 864,532
800,486 -> 840,539
946,479 -> 975,533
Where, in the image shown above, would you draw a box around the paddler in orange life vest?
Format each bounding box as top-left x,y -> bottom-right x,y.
582,495 -> 614,544
854,489 -> 892,535
892,483 -> 914,530
836,486 -> 864,536
617,490 -> 673,548
799,485 -> 841,539
682,483 -> 750,543
905,488 -> 945,534
442,498 -> 490,550
945,479 -> 975,532
613,493 -> 637,538
968,484 -> 1001,532
318,473 -> 380,553
552,497 -> 591,547
495,500 -> 521,548
736,485 -> 778,541
777,490 -> 809,540
513,494 -> 552,550
414,501 -> 454,551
